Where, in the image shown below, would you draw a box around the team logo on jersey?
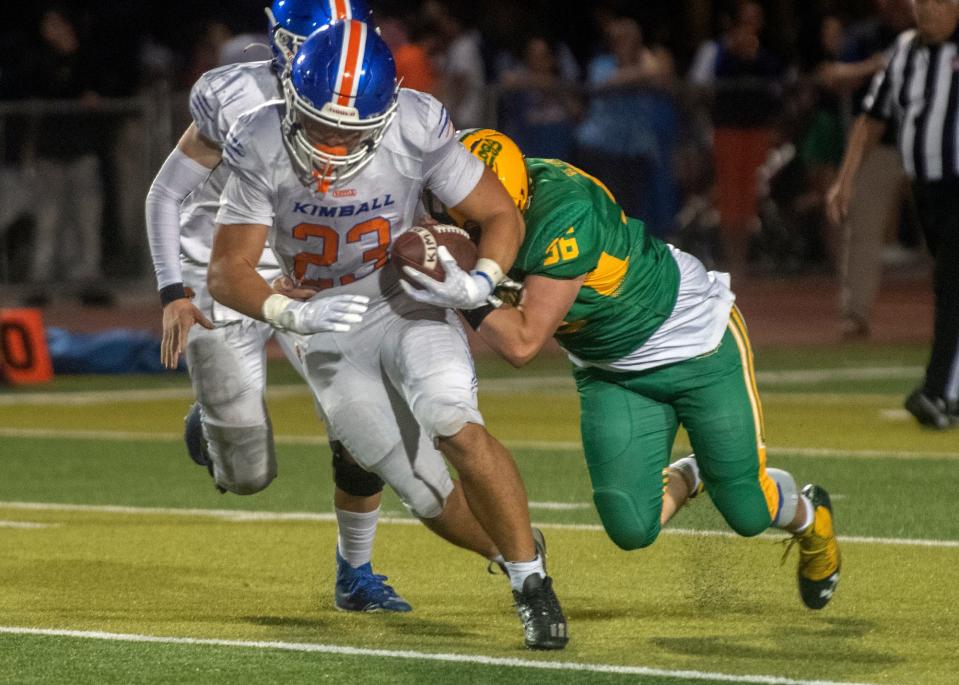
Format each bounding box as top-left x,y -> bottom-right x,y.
292,193 -> 396,219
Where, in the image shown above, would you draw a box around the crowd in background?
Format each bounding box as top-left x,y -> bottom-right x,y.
0,0 -> 924,309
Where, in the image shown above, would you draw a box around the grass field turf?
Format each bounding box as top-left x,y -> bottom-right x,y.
1,345 -> 957,684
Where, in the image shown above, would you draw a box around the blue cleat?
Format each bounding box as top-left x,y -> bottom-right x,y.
184,403 -> 211,467
183,403 -> 225,493
335,549 -> 412,612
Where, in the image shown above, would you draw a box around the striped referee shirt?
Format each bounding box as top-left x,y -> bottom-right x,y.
863,28 -> 959,181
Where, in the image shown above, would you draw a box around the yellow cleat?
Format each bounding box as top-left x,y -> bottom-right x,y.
788,484 -> 841,609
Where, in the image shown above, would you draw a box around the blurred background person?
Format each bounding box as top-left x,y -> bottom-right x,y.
377,9 -> 437,95
574,13 -> 679,238
23,6 -> 108,306
824,0 -> 915,339
424,0 -> 486,128
710,0 -> 785,275
497,33 -> 582,160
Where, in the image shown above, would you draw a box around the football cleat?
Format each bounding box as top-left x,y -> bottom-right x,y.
184,403 -> 211,467
785,484 -> 841,610
904,389 -> 954,430
513,573 -> 569,650
183,404 -> 226,494
335,549 -> 412,613
488,527 -> 547,575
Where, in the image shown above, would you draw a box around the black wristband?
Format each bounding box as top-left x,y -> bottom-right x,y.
159,283 -> 187,307
461,304 -> 495,330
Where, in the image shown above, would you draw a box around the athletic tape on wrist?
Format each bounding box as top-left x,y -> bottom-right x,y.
262,293 -> 293,327
474,257 -> 504,287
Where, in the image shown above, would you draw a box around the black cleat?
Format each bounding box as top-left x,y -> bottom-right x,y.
904,389 -> 953,430
513,573 -> 568,650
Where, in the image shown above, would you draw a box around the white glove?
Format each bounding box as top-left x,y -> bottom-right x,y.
400,246 -> 497,310
262,293 -> 369,334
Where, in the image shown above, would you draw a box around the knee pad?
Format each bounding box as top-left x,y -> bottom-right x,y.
767,467 -> 799,528
593,487 -> 660,551
331,440 -> 384,497
203,420 -> 277,495
415,395 -> 484,440
369,442 -> 452,519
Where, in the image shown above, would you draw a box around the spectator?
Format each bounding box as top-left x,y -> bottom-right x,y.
575,14 -> 680,236
378,12 -> 436,95
710,0 -> 786,275
423,0 -> 486,128
825,0 -> 914,339
498,35 -> 582,160
24,7 -> 108,305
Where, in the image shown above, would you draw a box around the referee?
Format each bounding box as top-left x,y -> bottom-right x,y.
828,0 -> 959,430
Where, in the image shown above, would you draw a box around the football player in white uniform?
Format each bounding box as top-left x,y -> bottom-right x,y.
208,20 -> 569,649
144,0 -> 413,613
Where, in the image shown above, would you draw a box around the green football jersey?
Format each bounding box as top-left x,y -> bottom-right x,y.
508,158 -> 680,362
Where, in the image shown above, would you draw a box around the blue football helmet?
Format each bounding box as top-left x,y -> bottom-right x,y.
282,19 -> 399,191
266,0 -> 373,69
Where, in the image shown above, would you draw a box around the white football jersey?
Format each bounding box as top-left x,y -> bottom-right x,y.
180,60 -> 281,273
215,89 -> 484,297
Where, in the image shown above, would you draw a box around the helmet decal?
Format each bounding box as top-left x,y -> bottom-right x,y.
458,128 -> 530,213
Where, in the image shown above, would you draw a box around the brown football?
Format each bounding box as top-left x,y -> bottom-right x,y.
392,224 -> 478,284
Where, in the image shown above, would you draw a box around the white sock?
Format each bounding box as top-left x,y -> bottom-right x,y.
336,506 -> 379,568
794,494 -> 815,534
504,554 -> 545,593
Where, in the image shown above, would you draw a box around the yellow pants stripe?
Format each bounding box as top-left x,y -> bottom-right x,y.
727,307 -> 779,521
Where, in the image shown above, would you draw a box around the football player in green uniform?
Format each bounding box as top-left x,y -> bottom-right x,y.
403,129 -> 841,610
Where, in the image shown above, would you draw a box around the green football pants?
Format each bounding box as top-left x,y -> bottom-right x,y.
573,308 -> 780,550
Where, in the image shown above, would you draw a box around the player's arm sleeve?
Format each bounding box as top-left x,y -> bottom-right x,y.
525,204 -> 603,281
417,94 -> 485,208
144,147 -> 213,293
215,121 -> 276,227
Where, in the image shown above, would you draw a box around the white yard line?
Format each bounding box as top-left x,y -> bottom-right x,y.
2,426 -> 955,460
2,500 -> 957,549
0,365 -> 928,407
0,625 -> 881,685
0,520 -> 60,529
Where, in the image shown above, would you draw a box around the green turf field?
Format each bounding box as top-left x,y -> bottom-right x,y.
1,344 -> 956,684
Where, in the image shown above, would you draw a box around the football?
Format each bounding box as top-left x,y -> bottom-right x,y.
392,224 -> 477,283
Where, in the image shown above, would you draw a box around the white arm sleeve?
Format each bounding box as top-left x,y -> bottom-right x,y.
145,148 -> 214,290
